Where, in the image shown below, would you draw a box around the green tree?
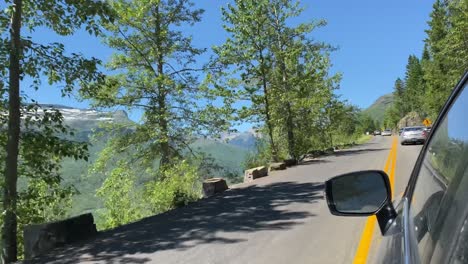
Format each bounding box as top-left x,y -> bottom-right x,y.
383,105 -> 401,129
423,0 -> 451,118
404,55 -> 424,114
357,114 -> 377,134
1,0 -> 109,261
393,78 -> 408,117
443,0 -> 468,77
421,0 -> 467,119
83,0 -> 229,173
213,0 -> 339,160
212,0 -> 280,161
144,160 -> 201,214
267,0 -> 338,159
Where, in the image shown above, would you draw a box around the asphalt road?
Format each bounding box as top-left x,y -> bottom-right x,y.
29,136 -> 423,264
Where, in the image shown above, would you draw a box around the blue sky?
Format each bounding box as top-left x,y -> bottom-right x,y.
23,0 -> 435,129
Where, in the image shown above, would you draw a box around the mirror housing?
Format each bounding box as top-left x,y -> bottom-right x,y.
325,170 -> 397,234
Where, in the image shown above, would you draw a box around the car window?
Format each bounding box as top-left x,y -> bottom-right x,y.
406,127 -> 424,132
410,81 -> 468,264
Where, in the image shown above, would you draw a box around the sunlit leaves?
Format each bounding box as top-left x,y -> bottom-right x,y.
85,0 -> 231,172
393,0 -> 467,120
1,0 -> 112,260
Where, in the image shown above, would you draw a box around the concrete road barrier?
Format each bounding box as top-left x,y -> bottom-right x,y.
283,159 -> 298,167
244,166 -> 268,183
269,162 -> 287,171
203,178 -> 229,197
24,213 -> 97,259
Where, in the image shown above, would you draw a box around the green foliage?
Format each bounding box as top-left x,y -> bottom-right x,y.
16,178 -> 74,257
356,113 -> 379,134
212,0 -> 342,162
404,55 -> 425,114
243,139 -> 273,169
0,107 -> 90,259
144,160 -> 202,214
1,0 -> 110,260
355,134 -> 373,145
82,0 -> 231,173
392,78 -> 407,117
94,160 -> 202,230
95,165 -> 144,230
383,105 -> 401,129
391,0 -> 467,122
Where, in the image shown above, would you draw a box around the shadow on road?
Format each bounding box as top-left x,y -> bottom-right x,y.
27,181 -> 324,264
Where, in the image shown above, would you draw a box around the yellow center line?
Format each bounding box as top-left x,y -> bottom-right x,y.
352,136 -> 398,264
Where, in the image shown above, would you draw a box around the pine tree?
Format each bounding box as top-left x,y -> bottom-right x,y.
423,0 -> 451,118
404,55 -> 424,114
393,78 -> 408,117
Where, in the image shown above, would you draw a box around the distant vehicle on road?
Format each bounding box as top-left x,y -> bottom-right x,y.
400,126 -> 427,145
381,129 -> 392,136
324,72 -> 468,264
373,130 -> 381,136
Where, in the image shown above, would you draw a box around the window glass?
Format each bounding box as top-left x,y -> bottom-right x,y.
405,127 -> 425,132
410,81 -> 468,263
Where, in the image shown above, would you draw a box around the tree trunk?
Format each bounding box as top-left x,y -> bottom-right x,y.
157,86 -> 170,168
259,58 -> 279,162
2,0 -> 22,262
285,103 -> 296,159
154,4 -> 170,168
262,77 -> 279,162
279,53 -> 295,159
272,6 -> 296,160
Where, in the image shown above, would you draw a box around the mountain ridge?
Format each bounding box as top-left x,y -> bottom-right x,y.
362,93 -> 394,122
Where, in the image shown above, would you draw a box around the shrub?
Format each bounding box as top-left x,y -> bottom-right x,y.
144,160 -> 202,214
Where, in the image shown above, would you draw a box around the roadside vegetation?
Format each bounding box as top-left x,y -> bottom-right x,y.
1,0 -> 465,262
383,0 -> 467,129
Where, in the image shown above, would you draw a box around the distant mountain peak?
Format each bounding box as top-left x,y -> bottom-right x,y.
33,104 -> 132,131
362,93 -> 394,122
219,130 -> 259,150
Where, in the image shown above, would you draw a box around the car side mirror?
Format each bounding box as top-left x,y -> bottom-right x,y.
325,170 -> 397,234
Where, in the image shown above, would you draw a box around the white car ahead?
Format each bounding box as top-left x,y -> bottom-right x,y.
381,129 -> 392,136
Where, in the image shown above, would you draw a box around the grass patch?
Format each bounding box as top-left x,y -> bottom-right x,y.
355,134 -> 373,145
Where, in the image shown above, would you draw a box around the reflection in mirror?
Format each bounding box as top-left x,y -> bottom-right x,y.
331,171 -> 388,214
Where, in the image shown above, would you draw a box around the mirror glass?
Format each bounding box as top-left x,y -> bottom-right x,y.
330,171 -> 388,214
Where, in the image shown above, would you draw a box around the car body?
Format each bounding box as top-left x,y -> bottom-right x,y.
400,126 -> 427,145
373,130 -> 381,136
381,129 -> 392,136
399,128 -> 404,135
325,72 -> 468,264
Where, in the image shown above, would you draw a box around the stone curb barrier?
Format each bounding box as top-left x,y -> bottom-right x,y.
269,162 -> 287,171
24,213 -> 97,260
243,166 -> 268,183
283,159 -> 298,167
203,178 -> 229,197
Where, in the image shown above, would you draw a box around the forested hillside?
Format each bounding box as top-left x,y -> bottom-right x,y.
362,94 -> 394,123
383,0 -> 467,129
